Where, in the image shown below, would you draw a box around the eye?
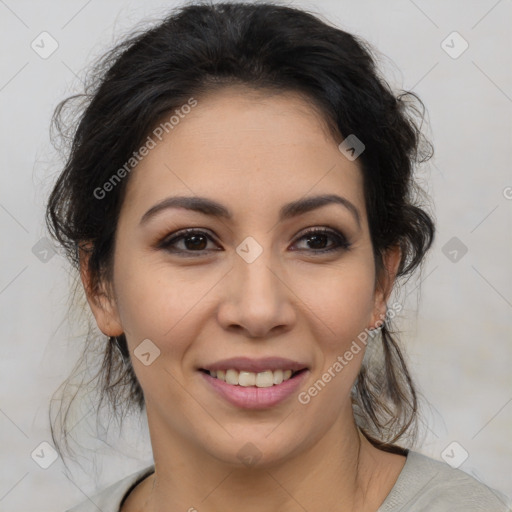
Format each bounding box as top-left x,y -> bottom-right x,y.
157,226 -> 351,256
157,228 -> 219,256
291,227 -> 352,254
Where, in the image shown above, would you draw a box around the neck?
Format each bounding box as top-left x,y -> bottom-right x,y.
139,405 -> 402,512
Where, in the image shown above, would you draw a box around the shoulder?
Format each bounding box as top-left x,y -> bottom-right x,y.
64,465 -> 155,512
378,450 -> 511,512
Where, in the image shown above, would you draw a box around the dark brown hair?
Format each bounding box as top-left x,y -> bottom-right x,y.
46,0 -> 435,463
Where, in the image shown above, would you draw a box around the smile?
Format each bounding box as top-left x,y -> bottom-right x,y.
199,367 -> 309,409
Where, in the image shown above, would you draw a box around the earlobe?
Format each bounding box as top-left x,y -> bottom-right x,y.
79,245 -> 123,337
370,245 -> 402,329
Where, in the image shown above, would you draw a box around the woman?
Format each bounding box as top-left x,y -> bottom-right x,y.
46,2 -> 510,511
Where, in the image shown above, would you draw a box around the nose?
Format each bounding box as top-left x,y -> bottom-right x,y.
216,246 -> 296,339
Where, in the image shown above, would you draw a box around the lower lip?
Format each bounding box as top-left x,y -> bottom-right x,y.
200,370 -> 309,409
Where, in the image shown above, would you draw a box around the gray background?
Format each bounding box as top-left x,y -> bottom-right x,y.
0,0 -> 511,510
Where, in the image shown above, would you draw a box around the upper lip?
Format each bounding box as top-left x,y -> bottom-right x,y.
200,357 -> 309,373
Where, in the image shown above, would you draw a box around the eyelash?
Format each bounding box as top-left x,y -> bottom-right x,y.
157,227 -> 352,256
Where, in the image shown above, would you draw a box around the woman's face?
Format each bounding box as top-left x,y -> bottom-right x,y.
84,86 -> 399,467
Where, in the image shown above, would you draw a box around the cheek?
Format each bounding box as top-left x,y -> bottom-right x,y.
297,265 -> 375,417
112,260 -> 208,410
295,259 -> 376,347
112,254 -> 217,353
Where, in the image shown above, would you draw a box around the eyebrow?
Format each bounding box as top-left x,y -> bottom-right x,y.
139,193 -> 361,229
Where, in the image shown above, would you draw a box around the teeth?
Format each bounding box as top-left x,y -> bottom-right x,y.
208,368 -> 298,387
273,369 -> 284,385
239,371 -> 256,387
256,370 -> 273,388
225,369 -> 239,385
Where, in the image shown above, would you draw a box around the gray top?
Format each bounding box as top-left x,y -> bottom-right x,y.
66,450 -> 511,512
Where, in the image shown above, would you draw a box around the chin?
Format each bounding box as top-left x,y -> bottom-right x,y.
201,428 -> 310,470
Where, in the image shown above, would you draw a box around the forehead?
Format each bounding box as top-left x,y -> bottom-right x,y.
120,87 -> 365,224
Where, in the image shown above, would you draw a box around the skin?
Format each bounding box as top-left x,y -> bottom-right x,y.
81,85 -> 405,512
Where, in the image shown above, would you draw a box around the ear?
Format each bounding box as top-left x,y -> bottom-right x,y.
370,245 -> 401,329
79,244 -> 123,337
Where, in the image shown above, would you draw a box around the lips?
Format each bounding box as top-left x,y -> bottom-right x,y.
198,356 -> 310,409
